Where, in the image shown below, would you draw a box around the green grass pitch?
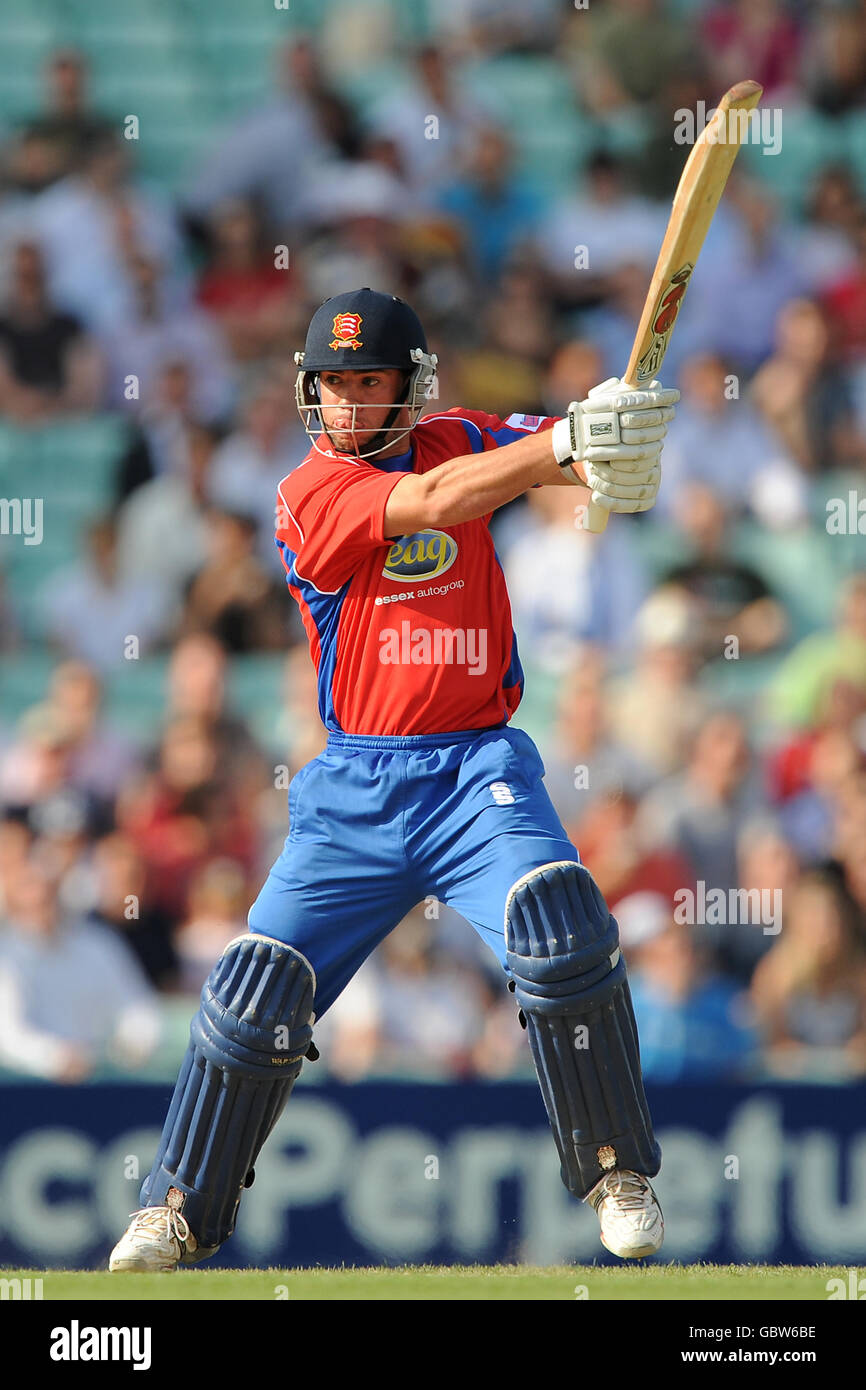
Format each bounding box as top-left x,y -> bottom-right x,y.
2,1265 -> 854,1301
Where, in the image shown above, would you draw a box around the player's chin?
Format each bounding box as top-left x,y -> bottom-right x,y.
329,433 -> 362,454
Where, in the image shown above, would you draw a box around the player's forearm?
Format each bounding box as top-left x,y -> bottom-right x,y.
387,431 -> 584,532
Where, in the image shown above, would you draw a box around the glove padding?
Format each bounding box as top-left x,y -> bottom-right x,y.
552,376 -> 679,472
584,451 -> 662,515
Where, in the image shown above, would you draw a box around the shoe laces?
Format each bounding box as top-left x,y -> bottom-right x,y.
127,1206 -> 192,1247
596,1171 -> 654,1210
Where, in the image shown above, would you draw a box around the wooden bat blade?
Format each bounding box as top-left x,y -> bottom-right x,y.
585,79 -> 763,534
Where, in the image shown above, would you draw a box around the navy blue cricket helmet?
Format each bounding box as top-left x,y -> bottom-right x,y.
294,288 -> 438,458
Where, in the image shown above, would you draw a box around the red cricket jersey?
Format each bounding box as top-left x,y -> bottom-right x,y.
275,407 -> 555,736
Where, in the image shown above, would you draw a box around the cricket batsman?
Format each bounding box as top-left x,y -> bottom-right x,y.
110,288 -> 679,1271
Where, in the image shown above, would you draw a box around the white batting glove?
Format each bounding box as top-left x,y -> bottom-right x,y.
584,447 -> 662,515
551,377 -> 679,489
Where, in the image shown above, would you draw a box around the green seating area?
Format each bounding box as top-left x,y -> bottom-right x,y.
0,417 -> 128,640
0,0 -> 441,187
0,1 -> 861,205
0,644 -> 288,751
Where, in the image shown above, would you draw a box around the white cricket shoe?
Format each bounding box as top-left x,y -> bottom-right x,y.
587,1170 -> 664,1259
109,1206 -> 198,1272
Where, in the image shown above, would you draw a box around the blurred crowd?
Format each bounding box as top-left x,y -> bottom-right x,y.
1,0 -> 866,1085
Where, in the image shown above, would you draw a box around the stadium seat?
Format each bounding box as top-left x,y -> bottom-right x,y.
730,520 -> 840,639
740,106 -> 836,216
509,661 -> 557,746
627,519 -> 691,583
842,109 -> 866,197
227,654 -> 286,747
102,657 -> 170,744
0,649 -> 57,724
697,650 -> 786,740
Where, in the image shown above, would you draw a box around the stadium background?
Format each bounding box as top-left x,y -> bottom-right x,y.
1,0 -> 865,1269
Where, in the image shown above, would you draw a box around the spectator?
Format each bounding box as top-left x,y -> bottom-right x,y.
163,632 -> 266,801
184,38 -> 338,230
806,3 -> 866,116
618,893 -> 757,1082
14,49 -> 114,185
607,587 -> 709,777
659,351 -> 806,527
116,713 -> 257,921
823,215 -> 866,365
503,482 -> 648,670
114,360 -> 210,500
751,871 -> 866,1077
101,252 -> 234,425
659,485 -> 788,661
29,132 -> 183,333
540,650 -> 654,829
0,705 -> 82,826
721,817 -> 801,982
0,240 -> 103,421
536,149 -> 666,308
574,0 -> 700,111
0,570 -> 20,655
174,858 -> 250,994
197,198 -> 300,362
683,178 -> 809,372
299,162 -> 412,303
323,907 -> 490,1078
439,126 -> 540,284
770,572 -> 866,730
0,862 -> 161,1080
830,768 -> 866,937
751,298 -> 866,473
769,703 -> 866,861
700,0 -> 802,102
796,165 -> 862,294
181,509 -> 293,653
115,422 -> 215,593
455,264 -> 553,416
0,815 -> 32,915
577,787 -> 696,917
637,710 -> 766,894
83,832 -> 177,988
268,646 -> 328,779
45,660 -> 138,810
207,375 -> 304,559
540,338 -> 606,417
40,515 -> 175,671
366,44 -> 490,209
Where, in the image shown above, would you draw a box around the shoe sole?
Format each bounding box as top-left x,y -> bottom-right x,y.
108,1258 -> 177,1273
600,1231 -> 664,1260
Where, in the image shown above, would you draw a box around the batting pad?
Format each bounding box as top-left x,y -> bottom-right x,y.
505,861 -> 661,1199
140,933 -> 315,1254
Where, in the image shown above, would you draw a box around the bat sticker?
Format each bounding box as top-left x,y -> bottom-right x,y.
636,263 -> 694,382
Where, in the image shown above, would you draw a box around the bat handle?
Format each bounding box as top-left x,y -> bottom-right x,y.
584,498 -> 610,533
582,370 -> 638,534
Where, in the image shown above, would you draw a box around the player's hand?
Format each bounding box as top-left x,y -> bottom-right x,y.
583,447 -> 662,515
551,376 -> 679,482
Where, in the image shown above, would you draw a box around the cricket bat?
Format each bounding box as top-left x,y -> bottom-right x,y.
585,79 -> 763,534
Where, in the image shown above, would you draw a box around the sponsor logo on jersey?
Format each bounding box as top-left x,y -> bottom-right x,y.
383,529 -> 457,583
330,313 -> 363,350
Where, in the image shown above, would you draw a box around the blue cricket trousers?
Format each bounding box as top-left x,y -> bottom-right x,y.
248,724 -> 579,1017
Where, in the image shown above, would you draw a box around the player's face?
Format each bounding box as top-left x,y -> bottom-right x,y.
318,369 -> 409,455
